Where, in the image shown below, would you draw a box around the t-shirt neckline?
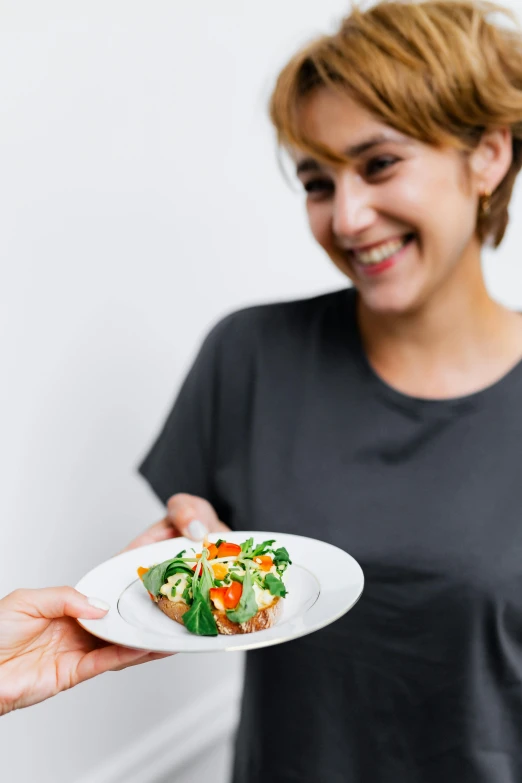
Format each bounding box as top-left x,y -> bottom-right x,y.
343,287 -> 522,416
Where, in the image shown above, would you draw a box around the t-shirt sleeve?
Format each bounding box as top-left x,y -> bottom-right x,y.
138,320 -> 225,509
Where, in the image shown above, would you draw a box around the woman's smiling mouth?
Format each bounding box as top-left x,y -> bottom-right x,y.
348,233 -> 415,276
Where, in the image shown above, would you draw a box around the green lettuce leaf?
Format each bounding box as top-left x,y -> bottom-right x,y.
142,557 -> 194,597
264,573 -> 288,598
273,547 -> 292,567
182,591 -> 218,636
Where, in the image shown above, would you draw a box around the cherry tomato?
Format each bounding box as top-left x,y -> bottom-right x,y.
224,580 -> 243,609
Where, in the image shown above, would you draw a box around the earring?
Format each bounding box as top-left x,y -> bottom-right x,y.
479,189 -> 492,218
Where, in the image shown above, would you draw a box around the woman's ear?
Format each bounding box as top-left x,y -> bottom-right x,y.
469,127 -> 512,193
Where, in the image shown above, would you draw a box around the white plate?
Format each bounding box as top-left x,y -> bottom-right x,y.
75,531 -> 364,653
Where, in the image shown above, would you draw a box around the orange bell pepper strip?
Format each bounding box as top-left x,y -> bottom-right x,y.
194,561 -> 228,580
217,542 -> 242,558
196,544 -> 218,561
209,586 -> 227,610
253,555 -> 273,571
211,563 -> 229,580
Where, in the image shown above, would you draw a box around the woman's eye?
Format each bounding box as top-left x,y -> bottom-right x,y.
365,155 -> 399,178
303,179 -> 334,198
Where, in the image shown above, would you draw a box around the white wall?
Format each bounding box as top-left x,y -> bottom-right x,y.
2,2 -> 522,782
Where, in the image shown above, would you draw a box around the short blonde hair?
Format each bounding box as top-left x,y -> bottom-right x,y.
270,0 -> 522,246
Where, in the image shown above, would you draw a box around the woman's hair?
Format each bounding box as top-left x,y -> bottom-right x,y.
270,0 -> 522,246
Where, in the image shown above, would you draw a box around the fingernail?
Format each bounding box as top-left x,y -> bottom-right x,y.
88,597 -> 110,611
187,519 -> 207,540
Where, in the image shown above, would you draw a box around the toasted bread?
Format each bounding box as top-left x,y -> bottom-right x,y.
157,595 -> 283,635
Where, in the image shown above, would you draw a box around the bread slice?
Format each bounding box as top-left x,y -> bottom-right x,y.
157,595 -> 283,635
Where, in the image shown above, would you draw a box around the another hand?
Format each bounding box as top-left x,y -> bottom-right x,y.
123,493 -> 230,552
0,587 -> 168,716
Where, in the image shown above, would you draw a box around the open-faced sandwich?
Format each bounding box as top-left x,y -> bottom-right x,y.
137,537 -> 291,636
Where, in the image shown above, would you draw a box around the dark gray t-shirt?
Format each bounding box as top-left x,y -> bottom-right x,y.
140,287 -> 522,783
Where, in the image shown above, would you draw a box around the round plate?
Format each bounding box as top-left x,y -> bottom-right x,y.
75,531 -> 364,653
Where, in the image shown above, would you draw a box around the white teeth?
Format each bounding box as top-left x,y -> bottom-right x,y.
353,236 -> 408,265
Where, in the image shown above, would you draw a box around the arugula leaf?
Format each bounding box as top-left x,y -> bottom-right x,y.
182,592 -> 218,636
264,573 -> 288,598
198,561 -> 214,602
175,549 -> 186,558
253,572 -> 266,588
240,537 -> 254,556
273,547 -> 292,567
252,539 -> 276,557
226,566 -> 258,624
215,538 -> 225,548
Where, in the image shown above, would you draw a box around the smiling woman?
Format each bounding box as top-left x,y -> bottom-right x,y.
266,0 -> 522,399
132,2 -> 522,782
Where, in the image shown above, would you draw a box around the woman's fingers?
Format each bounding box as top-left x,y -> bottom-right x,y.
166,493 -> 230,541
108,650 -> 173,672
77,645 -> 173,681
3,587 -> 109,621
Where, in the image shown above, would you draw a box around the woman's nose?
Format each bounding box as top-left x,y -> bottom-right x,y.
332,176 -> 376,240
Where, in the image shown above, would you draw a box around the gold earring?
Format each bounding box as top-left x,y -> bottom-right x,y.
479,189 -> 492,218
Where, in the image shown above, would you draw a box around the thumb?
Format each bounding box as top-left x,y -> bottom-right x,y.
166,493 -> 230,541
6,587 -> 110,621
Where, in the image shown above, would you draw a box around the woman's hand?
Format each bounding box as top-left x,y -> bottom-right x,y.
122,493 -> 230,552
0,587 -> 168,716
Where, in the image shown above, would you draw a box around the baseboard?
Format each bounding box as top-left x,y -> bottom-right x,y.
75,682 -> 241,783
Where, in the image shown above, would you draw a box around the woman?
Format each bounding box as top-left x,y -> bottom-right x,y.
0,588 -> 167,716
134,2 -> 522,780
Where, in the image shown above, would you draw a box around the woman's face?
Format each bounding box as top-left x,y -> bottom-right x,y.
294,89 -> 483,315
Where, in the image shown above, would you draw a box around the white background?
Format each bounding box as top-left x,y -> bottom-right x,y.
2,2 -> 522,782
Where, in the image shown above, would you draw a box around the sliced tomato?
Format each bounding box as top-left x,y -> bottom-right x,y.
253,555 -> 273,571
224,580 -> 243,609
217,542 -> 242,558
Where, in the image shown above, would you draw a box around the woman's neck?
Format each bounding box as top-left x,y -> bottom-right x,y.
356,264 -> 522,400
